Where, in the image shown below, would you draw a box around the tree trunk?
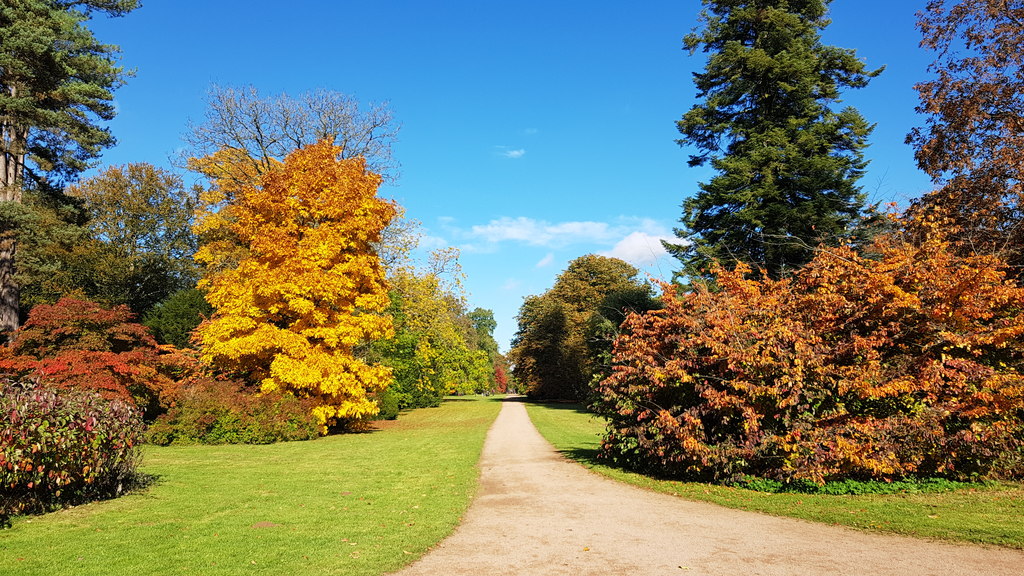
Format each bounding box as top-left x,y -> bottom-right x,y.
0,236 -> 18,335
0,84 -> 26,336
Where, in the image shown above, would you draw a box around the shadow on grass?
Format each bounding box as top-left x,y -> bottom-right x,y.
327,423 -> 383,435
446,394 -> 523,403
1,471 -> 162,529
521,398 -> 593,416
522,399 -> 611,468
561,446 -> 603,467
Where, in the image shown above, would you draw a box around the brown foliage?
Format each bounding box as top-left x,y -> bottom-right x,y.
596,223 -> 1024,483
906,0 -> 1024,270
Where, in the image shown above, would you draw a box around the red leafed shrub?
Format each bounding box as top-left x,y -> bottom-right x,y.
0,298 -> 182,417
146,376 -> 320,445
596,229 -> 1024,484
0,379 -> 145,523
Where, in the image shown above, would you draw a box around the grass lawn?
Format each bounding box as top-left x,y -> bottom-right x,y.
0,396 -> 502,575
525,401 -> 1024,549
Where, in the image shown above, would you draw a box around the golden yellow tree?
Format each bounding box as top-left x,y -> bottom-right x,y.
195,141 -> 396,428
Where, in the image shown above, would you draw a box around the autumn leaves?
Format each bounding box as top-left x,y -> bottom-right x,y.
596,229 -> 1024,483
194,143 -> 397,429
592,0 -> 1024,485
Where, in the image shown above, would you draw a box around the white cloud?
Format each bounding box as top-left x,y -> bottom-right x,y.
546,221 -> 611,239
452,216 -> 679,271
418,234 -> 449,250
501,278 -> 523,291
493,145 -> 526,159
600,231 -> 674,266
467,217 -> 615,247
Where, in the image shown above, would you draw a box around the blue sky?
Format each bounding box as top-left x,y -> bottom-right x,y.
87,1 -> 936,350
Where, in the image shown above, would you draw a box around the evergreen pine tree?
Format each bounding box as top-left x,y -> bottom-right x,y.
668,0 -> 880,279
0,0 -> 138,333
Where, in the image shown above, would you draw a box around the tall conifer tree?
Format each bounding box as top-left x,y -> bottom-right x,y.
668,0 -> 879,279
0,0 -> 138,333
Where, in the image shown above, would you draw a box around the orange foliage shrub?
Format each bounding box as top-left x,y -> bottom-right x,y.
0,298 -> 183,417
596,227 -> 1024,483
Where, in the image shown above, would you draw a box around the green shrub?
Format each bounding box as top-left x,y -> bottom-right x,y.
146,378 -> 320,445
372,330 -> 444,411
142,288 -> 213,349
374,387 -> 400,420
0,380 -> 144,524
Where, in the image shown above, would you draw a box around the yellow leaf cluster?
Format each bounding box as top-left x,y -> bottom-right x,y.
387,266 -> 490,395
195,141 -> 396,429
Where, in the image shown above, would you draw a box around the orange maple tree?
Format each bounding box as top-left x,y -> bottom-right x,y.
195,141 -> 396,429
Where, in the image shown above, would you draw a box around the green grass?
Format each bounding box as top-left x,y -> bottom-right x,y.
0,396 -> 502,575
525,401 -> 1024,549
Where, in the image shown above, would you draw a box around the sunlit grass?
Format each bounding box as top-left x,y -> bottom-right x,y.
0,396 -> 502,575
525,401 -> 1024,549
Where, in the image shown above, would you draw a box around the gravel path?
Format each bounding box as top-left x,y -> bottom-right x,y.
393,398 -> 1024,575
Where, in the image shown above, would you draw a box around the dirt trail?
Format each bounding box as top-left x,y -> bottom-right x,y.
393,398 -> 1024,575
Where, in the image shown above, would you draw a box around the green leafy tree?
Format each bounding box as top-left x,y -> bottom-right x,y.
510,255 -> 646,401
509,294 -> 571,399
584,286 -> 662,385
67,163 -> 200,314
14,188 -> 92,315
0,0 -> 138,333
468,308 -> 499,360
468,307 -> 502,389
668,0 -> 879,279
374,264 -> 492,410
143,288 -> 213,349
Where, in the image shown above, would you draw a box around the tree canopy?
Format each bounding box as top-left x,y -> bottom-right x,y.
66,163 -> 199,314
668,0 -> 879,279
185,86 -> 402,286
374,264 -> 493,413
196,141 -> 396,428
510,254 -> 648,401
905,0 -> 1024,273
184,85 -> 400,185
